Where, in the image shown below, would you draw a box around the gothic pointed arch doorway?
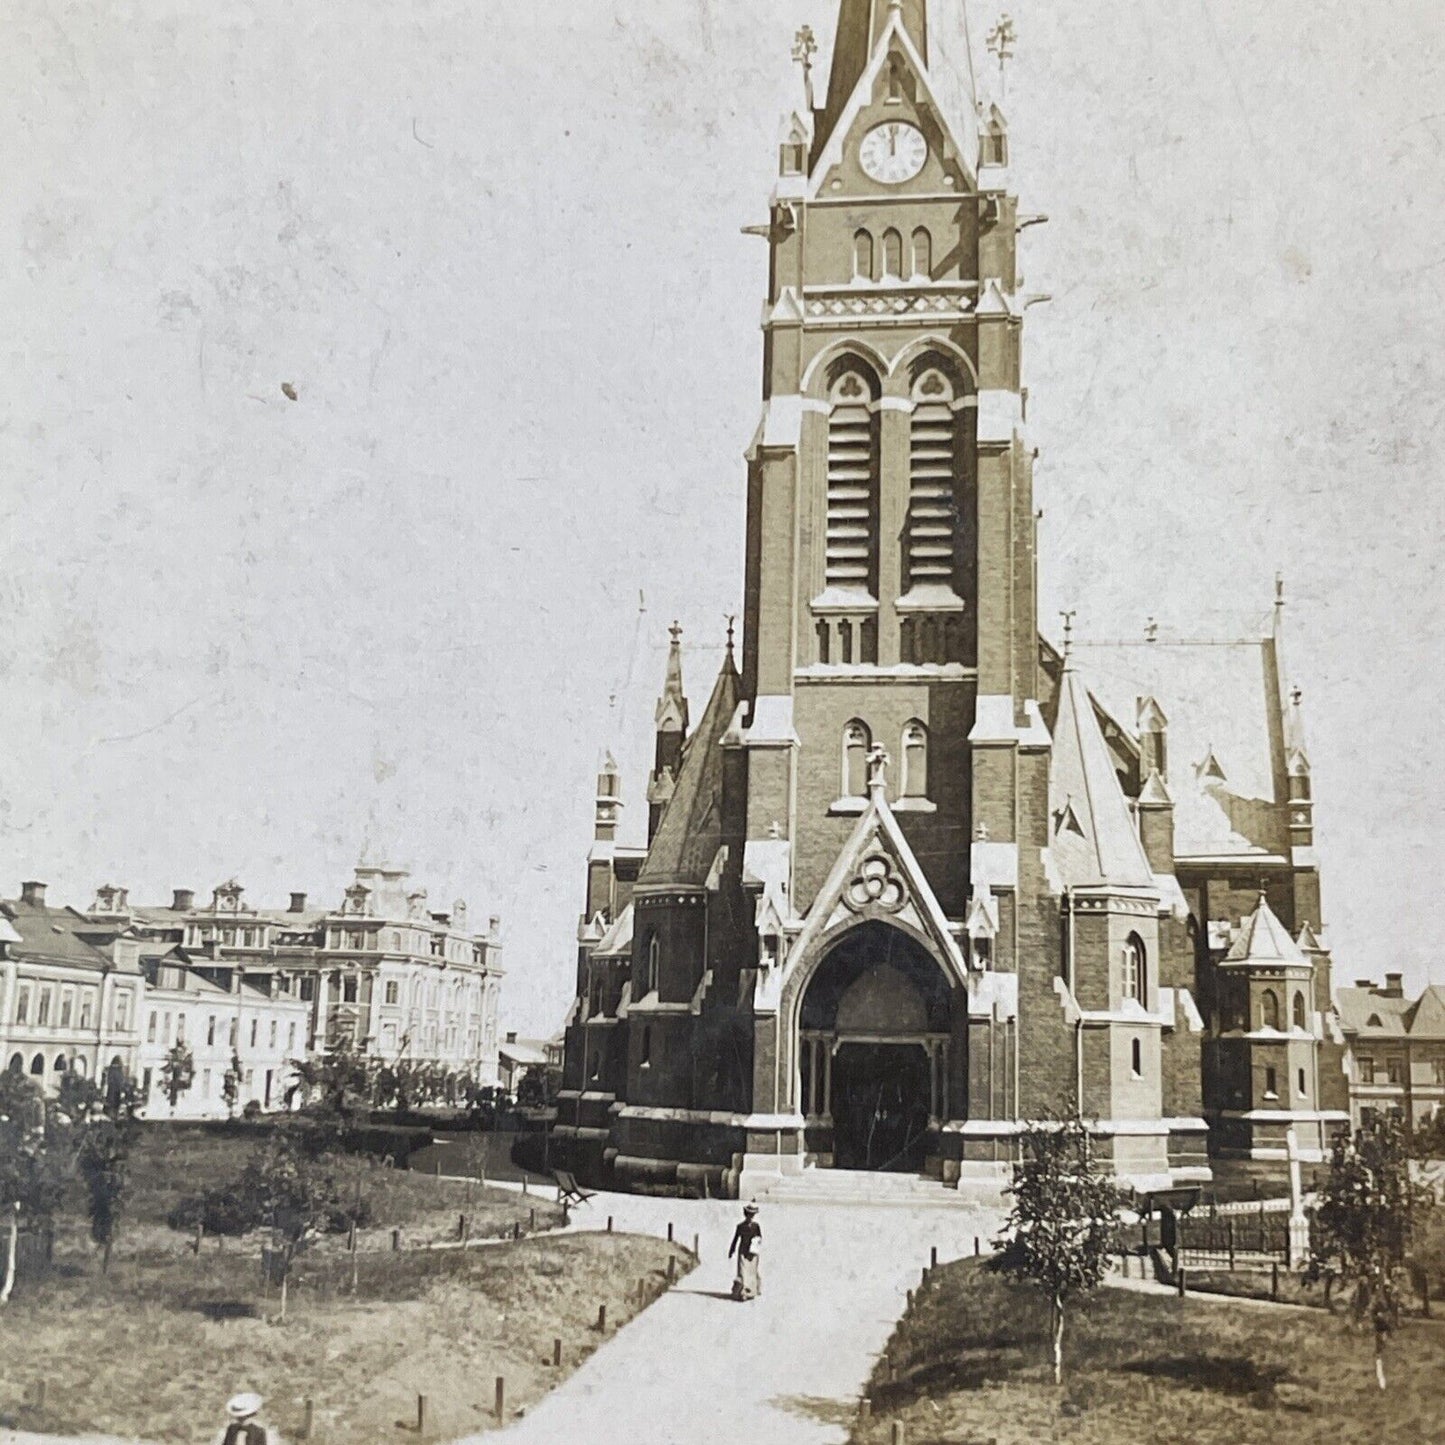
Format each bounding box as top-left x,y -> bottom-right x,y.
797,921 -> 956,1172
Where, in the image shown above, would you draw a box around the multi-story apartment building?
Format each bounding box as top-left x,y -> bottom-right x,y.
135,954 -> 311,1118
86,865 -> 503,1090
1336,977 -> 1445,1131
0,881 -> 144,1091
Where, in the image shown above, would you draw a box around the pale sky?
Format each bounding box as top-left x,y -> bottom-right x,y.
2,1 -> 1442,1033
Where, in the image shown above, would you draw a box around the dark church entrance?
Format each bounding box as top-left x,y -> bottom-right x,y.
798,921 -> 957,1172
831,1042 -> 931,1171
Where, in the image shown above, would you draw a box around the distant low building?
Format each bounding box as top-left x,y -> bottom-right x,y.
1336,976 -> 1445,1130
497,1031 -> 563,1098
0,881 -> 144,1092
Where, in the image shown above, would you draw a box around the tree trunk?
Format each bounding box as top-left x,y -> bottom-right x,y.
279,1268 -> 289,1322
102,1238 -> 113,1276
1,1205 -> 17,1304
1375,1332 -> 1386,1391
1051,1295 -> 1065,1386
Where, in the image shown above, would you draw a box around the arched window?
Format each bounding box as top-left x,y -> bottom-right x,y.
1122,934 -> 1147,1006
7,1053 -> 22,1075
852,230 -> 874,282
907,368 -> 958,595
826,366 -> 880,594
1131,1038 -> 1142,1078
53,1054 -> 67,1074
1260,989 -> 1281,1031
881,228 -> 903,279
1292,990 -> 1308,1031
1264,1065 -> 1278,1098
911,227 -> 932,279
588,1051 -> 601,1083
843,720 -> 871,798
640,1026 -> 653,1068
901,721 -> 929,798
647,935 -> 660,996
1297,1067 -> 1308,1097
29,1053 -> 44,1076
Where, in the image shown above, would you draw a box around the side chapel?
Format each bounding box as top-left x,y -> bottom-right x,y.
552,0 -> 1349,1196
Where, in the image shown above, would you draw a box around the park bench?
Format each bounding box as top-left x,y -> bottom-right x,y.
553,1169 -> 596,1208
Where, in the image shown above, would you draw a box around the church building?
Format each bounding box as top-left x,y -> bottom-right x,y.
552,0 -> 1348,1197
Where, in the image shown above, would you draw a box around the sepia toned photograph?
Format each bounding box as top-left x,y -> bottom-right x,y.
2,1 -> 1443,1442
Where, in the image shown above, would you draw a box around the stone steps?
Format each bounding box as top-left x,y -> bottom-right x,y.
750,1167 -> 1001,1210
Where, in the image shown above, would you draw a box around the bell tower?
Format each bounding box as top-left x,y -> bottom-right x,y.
739,0 -> 1042,917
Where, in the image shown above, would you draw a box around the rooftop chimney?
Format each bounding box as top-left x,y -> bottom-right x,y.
488,915 -> 501,935
172,888 -> 195,912
289,892 -> 308,913
506,1031 -> 518,1044
20,881 -> 46,907
1355,978 -> 1375,990
1384,973 -> 1404,999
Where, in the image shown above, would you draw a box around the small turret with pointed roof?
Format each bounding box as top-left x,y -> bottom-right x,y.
1224,893 -> 1308,967
647,622 -> 690,843
594,751 -> 622,845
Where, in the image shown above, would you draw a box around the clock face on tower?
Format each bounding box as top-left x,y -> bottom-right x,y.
859,121 -> 928,184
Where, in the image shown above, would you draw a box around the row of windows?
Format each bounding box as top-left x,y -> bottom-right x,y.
852,226 -> 934,284
1355,1054 -> 1445,1087
8,1050 -> 100,1078
11,984 -> 130,1032
841,720 -> 929,800
146,1009 -> 298,1054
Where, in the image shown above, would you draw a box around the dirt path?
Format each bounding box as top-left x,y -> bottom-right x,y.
466,1190 -> 1003,1445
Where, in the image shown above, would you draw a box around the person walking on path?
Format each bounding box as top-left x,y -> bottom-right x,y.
211,1392 -> 283,1445
729,1202 -> 763,1301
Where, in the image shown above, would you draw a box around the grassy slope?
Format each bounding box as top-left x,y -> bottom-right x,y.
854,1259 -> 1443,1445
53,1126 -> 558,1259
1,1231 -> 691,1443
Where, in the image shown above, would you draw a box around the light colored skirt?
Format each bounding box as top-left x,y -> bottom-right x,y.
733,1254 -> 761,1300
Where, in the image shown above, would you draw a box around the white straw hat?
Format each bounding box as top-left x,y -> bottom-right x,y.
227,1394 -> 264,1420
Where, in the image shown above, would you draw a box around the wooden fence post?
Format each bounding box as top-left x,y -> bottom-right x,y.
974,1236 -> 980,1256
530,1208 -> 536,1231
391,1228 -> 401,1252
553,1337 -> 562,1367
302,1398 -> 314,1439
1176,1265 -> 1187,1297
1271,1261 -> 1279,1300
930,1246 -> 938,1268
891,1422 -> 906,1445
693,1232 -> 700,1259
494,1377 -> 506,1422
607,1215 -> 614,1233
416,1394 -> 428,1434
667,1222 -> 674,1243
1226,1218 -> 1235,1270
667,1254 -> 677,1283
597,1303 -> 607,1332
859,1397 -> 871,1419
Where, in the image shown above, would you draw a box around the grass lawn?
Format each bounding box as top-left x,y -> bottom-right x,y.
51,1125 -> 559,1261
0,1231 -> 692,1443
853,1259 -> 1443,1445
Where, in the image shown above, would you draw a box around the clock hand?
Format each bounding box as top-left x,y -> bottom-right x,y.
889,126 -> 897,157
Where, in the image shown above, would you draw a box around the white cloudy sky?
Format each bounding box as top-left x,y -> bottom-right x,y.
2,1 -> 1442,1032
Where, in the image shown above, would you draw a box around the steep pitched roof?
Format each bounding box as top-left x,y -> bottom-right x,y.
1224,895 -> 1307,966
1048,667 -> 1155,889
636,655 -> 740,888
2,899 -> 126,973
1336,987 -> 1412,1038
812,0 -> 980,182
1073,633 -> 1289,860
1406,985 -> 1445,1037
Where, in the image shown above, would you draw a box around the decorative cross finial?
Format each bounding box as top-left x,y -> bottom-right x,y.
725,614 -> 737,658
792,26 -> 818,111
669,619 -> 682,646
866,743 -> 890,794
1145,616 -> 1159,643
1059,608 -> 1077,660
986,14 -> 1017,92
1275,571 -> 1286,609
1291,685 -> 1303,707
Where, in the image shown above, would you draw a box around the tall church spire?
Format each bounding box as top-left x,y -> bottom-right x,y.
647,623 -> 689,842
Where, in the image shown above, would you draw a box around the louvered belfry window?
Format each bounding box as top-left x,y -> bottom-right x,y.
907,368 -> 957,589
826,369 -> 879,593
